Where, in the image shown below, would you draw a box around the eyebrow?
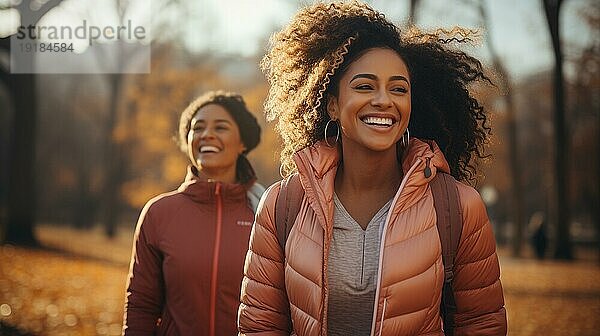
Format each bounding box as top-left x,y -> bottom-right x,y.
350,73 -> 410,84
192,119 -> 233,125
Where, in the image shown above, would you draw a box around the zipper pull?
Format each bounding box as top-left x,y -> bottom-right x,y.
424,157 -> 432,178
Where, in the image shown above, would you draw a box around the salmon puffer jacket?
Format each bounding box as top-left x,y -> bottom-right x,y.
238,139 -> 507,336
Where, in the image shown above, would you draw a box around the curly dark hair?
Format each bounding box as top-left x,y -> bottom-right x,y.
262,1 -> 492,182
177,90 -> 261,183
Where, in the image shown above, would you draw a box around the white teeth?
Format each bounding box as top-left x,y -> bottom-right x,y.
200,146 -> 220,153
363,116 -> 393,126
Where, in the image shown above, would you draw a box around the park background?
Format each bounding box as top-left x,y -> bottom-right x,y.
0,0 -> 598,335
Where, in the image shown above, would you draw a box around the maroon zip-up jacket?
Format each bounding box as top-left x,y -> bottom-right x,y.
123,166 -> 263,335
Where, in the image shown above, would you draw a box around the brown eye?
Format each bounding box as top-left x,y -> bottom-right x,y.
354,84 -> 373,90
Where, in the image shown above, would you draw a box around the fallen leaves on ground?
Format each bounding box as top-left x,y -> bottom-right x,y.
0,225 -> 599,335
500,256 -> 600,336
0,245 -> 128,336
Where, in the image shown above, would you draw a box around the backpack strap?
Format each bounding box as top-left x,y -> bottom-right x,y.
430,172 -> 463,336
274,173 -> 303,333
275,173 -> 305,253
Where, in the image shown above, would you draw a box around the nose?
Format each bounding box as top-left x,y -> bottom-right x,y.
200,127 -> 216,139
371,89 -> 393,109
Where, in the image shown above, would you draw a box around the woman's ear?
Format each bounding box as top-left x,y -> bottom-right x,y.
327,95 -> 339,120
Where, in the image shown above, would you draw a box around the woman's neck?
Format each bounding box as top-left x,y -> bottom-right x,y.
195,166 -> 237,184
333,142 -> 404,229
335,142 -> 403,194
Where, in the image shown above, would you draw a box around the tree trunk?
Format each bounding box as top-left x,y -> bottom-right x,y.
543,0 -> 573,260
477,0 -> 525,257
5,13 -> 38,245
503,91 -> 524,256
1,0 -> 66,245
597,94 -> 600,263
103,72 -> 124,238
5,68 -> 38,246
408,0 -> 420,24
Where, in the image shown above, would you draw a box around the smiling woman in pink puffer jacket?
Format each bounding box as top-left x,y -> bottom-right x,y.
238,2 -> 506,336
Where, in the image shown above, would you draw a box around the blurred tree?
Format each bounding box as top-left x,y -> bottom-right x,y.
568,1 -> 600,258
408,0 -> 421,24
474,0 -> 525,257
543,0 -> 573,260
0,0 -> 66,246
33,77 -> 106,229
0,87 -> 8,235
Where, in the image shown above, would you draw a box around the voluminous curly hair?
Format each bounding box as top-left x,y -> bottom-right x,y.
399,29 -> 491,182
262,0 -> 491,182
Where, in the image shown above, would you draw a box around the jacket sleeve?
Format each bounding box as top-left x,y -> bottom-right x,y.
123,202 -> 164,335
452,184 -> 507,336
238,182 -> 292,335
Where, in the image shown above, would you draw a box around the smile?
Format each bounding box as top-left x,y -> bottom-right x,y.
361,116 -> 395,127
200,145 -> 221,153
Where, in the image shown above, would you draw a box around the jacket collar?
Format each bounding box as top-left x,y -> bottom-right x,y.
293,138 -> 451,236
294,138 -> 450,180
177,165 -> 253,204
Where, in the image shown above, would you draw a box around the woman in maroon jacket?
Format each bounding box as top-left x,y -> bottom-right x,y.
123,91 -> 264,335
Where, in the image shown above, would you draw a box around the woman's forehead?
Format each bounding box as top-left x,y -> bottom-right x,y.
191,104 -> 234,123
343,48 -> 409,78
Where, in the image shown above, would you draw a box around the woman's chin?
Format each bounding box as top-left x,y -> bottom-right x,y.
195,160 -> 236,175
358,138 -> 400,153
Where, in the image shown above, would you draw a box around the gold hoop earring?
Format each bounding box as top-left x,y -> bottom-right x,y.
401,129 -> 410,148
324,119 -> 340,147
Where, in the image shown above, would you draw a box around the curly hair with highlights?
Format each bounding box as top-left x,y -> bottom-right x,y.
262,1 -> 492,182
